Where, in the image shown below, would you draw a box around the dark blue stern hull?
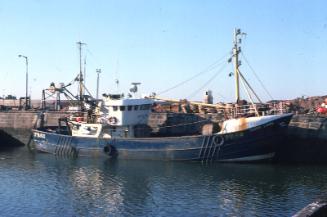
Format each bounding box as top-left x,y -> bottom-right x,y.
32,114 -> 292,162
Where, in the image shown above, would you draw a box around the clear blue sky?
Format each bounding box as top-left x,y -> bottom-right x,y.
1,0 -> 326,102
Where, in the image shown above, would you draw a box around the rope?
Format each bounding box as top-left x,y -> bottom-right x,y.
187,62 -> 228,99
241,52 -> 274,100
118,118 -> 212,132
157,52 -> 230,95
155,118 -> 210,129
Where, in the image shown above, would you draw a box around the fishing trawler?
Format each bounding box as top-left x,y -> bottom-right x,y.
32,29 -> 293,162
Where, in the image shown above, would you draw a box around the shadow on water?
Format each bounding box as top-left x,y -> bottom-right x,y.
1,147 -> 327,216
0,129 -> 26,148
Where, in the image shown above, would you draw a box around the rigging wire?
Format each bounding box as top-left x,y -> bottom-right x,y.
239,71 -> 260,116
238,69 -> 262,103
86,48 -> 101,67
240,52 -> 274,100
187,62 -> 228,99
81,82 -> 94,99
157,52 -> 230,95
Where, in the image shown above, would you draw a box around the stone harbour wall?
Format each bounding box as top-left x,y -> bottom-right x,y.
0,111 -> 71,146
148,112 -> 223,136
275,114 -> 327,163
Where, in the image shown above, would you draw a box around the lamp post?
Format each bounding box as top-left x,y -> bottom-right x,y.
18,54 -> 28,110
96,69 -> 101,100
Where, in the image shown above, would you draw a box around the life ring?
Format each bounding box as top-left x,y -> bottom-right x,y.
75,117 -> 84,122
213,135 -> 224,146
108,116 -> 118,125
71,116 -> 84,122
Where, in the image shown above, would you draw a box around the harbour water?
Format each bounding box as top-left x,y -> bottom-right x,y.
0,146 -> 327,217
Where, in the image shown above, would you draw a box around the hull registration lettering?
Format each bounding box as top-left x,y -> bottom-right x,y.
34,132 -> 45,139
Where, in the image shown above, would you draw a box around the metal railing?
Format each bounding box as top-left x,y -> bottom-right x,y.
214,102 -> 289,120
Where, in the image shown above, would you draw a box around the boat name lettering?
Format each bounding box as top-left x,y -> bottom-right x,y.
34,132 -> 45,139
224,132 -> 243,141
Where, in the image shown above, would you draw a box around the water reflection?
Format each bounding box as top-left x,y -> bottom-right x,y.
1,147 -> 327,217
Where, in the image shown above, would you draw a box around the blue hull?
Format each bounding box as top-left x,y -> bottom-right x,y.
32,114 -> 292,162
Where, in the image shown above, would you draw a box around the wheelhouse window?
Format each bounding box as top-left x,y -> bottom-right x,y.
127,105 -> 133,111
134,105 -> 139,110
120,106 -> 125,111
113,106 -> 118,111
140,104 -> 151,110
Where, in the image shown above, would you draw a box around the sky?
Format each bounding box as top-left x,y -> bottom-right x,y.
0,0 -> 327,103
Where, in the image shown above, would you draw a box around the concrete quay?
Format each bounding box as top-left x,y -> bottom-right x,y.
0,111 -> 70,146
275,114 -> 327,163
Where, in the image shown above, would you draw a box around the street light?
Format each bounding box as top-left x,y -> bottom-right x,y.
96,69 -> 101,100
18,54 -> 28,110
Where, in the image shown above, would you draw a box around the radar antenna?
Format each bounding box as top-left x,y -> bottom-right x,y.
129,82 -> 141,97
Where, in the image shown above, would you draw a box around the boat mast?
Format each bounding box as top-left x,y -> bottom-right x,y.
233,29 -> 240,102
83,56 -> 86,95
77,41 -> 86,104
233,28 -> 245,103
